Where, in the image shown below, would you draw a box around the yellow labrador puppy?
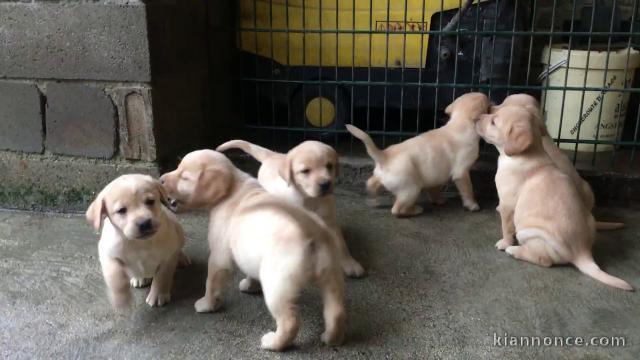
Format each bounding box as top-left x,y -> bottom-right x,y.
492,94 -> 623,230
476,106 -> 632,290
86,174 -> 187,308
216,140 -> 365,278
160,150 -> 346,351
347,92 -> 490,217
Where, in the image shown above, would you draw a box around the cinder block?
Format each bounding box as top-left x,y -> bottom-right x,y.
0,2 -> 150,82
0,81 -> 43,153
46,83 -> 117,158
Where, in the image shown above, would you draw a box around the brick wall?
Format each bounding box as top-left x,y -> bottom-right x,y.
0,0 -> 212,166
0,0 -> 233,210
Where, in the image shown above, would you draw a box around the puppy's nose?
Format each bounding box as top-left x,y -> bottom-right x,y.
319,180 -> 332,194
138,219 -> 154,234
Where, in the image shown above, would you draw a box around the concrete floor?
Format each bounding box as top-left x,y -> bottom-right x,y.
1,187 -> 639,359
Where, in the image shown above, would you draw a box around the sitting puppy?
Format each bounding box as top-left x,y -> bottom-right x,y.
86,174 -> 187,308
160,150 -> 346,351
492,94 -> 623,230
476,106 -> 632,290
346,92 -> 490,217
216,140 -> 365,278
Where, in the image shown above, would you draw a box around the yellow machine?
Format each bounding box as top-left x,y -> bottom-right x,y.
238,0 -> 521,130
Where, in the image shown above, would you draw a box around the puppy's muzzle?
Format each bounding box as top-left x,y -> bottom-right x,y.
319,180 -> 333,196
137,218 -> 156,238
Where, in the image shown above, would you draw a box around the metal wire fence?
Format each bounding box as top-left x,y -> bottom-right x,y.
236,0 -> 640,176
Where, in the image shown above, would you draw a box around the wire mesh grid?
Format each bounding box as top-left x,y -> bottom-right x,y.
236,0 -> 640,176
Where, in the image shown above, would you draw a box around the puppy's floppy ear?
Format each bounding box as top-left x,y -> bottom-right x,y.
278,157 -> 294,186
154,179 -> 171,208
504,120 -> 534,156
86,190 -> 107,232
195,166 -> 233,205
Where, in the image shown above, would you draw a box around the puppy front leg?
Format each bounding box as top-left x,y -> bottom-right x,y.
101,257 -> 132,309
195,251 -> 232,313
496,206 -> 516,250
146,251 -> 180,307
453,172 -> 480,211
333,227 -> 365,278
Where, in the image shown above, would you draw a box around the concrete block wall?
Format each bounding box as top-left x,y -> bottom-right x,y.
0,0 -> 213,210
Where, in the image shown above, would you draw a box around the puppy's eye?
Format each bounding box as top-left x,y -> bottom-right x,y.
300,169 -> 310,175
145,199 -> 156,207
326,163 -> 334,171
491,119 -> 495,126
116,207 -> 127,215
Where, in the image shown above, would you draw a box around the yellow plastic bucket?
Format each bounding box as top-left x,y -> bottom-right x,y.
540,45 -> 640,152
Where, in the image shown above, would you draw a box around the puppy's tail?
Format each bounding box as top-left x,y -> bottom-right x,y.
595,221 -> 625,231
574,256 -> 633,291
345,125 -> 386,164
216,140 -> 276,163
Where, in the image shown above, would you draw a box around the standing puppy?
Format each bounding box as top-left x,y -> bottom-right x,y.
492,94 -> 623,230
216,140 -> 365,277
347,92 -> 490,217
476,106 -> 632,290
86,174 -> 187,308
160,150 -> 346,351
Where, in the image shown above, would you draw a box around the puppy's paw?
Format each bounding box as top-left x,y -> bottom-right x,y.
464,201 -> 480,211
194,296 -> 221,313
505,246 -> 518,257
392,205 -> 423,217
178,251 -> 191,267
130,277 -> 152,288
261,331 -> 289,351
321,329 -> 345,347
342,259 -> 366,278
146,292 -> 171,307
239,278 -> 261,293
495,239 -> 512,251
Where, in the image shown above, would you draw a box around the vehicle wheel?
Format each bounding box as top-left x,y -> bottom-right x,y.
291,84 -> 349,133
